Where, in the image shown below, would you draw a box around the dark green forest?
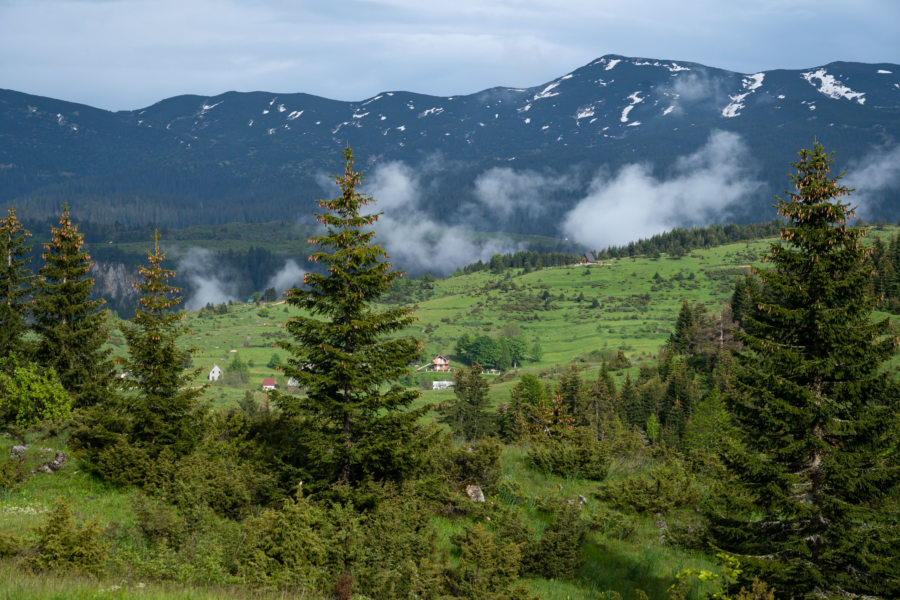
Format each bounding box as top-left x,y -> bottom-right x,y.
0,143 -> 898,600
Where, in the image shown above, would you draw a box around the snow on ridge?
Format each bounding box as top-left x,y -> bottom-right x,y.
620,92 -> 643,123
287,110 -> 303,120
632,59 -> 690,73
534,81 -> 561,100
277,104 -> 286,113
662,105 -> 675,116
877,69 -> 892,74
744,73 -> 764,91
801,69 -> 865,104
721,73 -> 765,118
517,103 -> 532,113
362,95 -> 383,106
560,74 -> 573,80
200,100 -> 223,113
352,111 -> 370,119
420,107 -> 444,117
575,107 -> 595,120
605,59 -> 621,71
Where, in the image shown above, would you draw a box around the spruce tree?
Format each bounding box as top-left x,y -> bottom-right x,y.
32,205 -> 113,408
0,207 -> 33,358
119,231 -> 204,456
275,146 -> 431,489
707,141 -> 899,598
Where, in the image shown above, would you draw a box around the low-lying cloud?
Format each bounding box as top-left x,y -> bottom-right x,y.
363,161 -> 524,275
562,130 -> 763,249
844,145 -> 900,218
177,247 -> 239,310
472,167 -> 573,223
266,259 -> 306,295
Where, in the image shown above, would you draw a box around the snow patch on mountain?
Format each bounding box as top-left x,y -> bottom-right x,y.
877,69 -> 892,74
605,59 -> 621,71
633,59 -> 690,73
722,73 -> 764,118
420,107 -> 444,117
801,69 -> 865,104
287,110 -> 303,120
534,82 -> 561,100
621,92 -> 643,123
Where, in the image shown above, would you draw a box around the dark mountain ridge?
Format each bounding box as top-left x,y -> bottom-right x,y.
2,54 -> 899,233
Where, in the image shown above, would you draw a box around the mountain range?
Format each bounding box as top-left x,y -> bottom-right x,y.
2,54 -> 899,238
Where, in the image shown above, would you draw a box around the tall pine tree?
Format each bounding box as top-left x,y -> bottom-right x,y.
32,205 -> 113,408
0,206 -> 33,358
707,141 -> 899,598
119,231 -> 205,456
275,146 -> 432,489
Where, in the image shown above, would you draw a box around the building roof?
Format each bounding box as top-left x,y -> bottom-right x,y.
262,378 -> 276,386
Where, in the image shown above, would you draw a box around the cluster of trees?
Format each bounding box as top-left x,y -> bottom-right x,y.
0,205 -> 113,425
870,233 -> 900,312
454,332 -> 541,370
594,220 -> 784,260
460,251 -> 583,275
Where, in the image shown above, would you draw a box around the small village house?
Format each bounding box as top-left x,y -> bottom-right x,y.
431,354 -> 450,372
262,377 -> 276,391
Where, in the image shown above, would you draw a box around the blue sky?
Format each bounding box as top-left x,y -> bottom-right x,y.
1,0 -> 897,111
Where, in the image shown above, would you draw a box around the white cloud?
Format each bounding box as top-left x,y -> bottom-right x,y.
363,161 -> 523,275
266,259 -> 306,294
176,247 -> 239,310
843,145 -> 900,218
472,167 -> 573,223
562,130 -> 763,248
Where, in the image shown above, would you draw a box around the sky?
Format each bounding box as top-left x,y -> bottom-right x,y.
1,0 -> 898,112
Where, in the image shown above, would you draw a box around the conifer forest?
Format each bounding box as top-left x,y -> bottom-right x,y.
0,142 -> 898,600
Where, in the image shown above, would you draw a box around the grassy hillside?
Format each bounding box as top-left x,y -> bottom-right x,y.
4,225 -> 897,599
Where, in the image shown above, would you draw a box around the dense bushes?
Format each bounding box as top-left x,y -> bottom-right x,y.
526,427 -> 609,481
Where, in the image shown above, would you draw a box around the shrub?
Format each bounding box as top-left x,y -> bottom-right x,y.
523,502 -> 586,580
235,495 -> 339,591
447,523 -> 533,600
0,357 -> 72,429
27,498 -> 107,576
0,530 -> 23,558
526,427 -> 609,480
594,458 -> 700,514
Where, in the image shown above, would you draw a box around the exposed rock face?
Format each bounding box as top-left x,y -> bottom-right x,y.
35,450 -> 66,474
465,484 -> 485,503
10,444 -> 28,458
90,261 -> 137,303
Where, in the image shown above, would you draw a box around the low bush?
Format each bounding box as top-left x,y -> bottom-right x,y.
26,499 -> 107,576
526,427 -> 609,480
594,458 -> 700,514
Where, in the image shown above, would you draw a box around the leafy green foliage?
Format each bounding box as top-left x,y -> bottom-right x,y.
0,356 -> 72,428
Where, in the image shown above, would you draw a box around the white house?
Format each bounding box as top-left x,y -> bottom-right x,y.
208,365 -> 223,382
432,380 -> 454,390
262,377 -> 277,391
